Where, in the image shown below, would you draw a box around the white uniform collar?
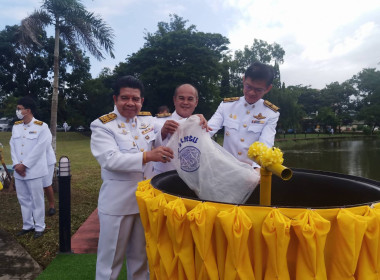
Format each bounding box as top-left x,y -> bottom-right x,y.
242,97 -> 263,108
23,117 -> 36,127
172,110 -> 187,120
113,107 -> 137,124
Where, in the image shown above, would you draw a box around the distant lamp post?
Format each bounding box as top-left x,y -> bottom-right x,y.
58,156 -> 71,253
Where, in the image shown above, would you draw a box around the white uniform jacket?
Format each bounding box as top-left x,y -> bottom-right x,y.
91,108 -> 157,215
46,143 -> 56,166
208,97 -> 280,168
10,118 -> 51,180
153,111 -> 185,174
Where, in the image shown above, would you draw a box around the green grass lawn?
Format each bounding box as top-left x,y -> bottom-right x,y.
0,132 -> 101,268
36,254 -> 127,280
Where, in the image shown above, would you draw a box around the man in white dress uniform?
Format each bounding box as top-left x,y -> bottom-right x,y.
153,83 -> 205,175
91,75 -> 173,280
10,96 -> 51,239
208,62 -> 280,169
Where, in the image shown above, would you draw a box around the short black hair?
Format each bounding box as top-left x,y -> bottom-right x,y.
113,75 -> 145,97
244,62 -> 275,86
157,105 -> 170,114
17,96 -> 37,115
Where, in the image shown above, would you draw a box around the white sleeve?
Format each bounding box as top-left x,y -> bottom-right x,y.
207,102 -> 224,137
90,120 -> 143,172
258,112 -> 280,148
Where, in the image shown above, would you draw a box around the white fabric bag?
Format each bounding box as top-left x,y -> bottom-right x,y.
167,115 -> 260,204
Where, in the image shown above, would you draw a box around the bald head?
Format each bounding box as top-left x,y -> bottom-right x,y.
173,84 -> 199,118
174,84 -> 198,99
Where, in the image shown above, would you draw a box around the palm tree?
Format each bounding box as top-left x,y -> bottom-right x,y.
19,0 -> 114,151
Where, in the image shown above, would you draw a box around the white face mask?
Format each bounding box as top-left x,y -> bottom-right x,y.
16,110 -> 24,120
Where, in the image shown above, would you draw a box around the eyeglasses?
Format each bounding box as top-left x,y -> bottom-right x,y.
243,83 -> 266,94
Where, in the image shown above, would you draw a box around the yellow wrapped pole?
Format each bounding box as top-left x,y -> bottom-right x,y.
248,142 -> 293,206
260,168 -> 272,205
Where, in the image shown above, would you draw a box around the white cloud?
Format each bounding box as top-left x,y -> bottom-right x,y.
330,22 -> 375,56
220,0 -> 380,88
85,0 -> 144,19
1,0 -> 379,88
151,1 -> 186,17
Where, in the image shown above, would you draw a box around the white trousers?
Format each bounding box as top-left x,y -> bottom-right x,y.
96,212 -> 148,280
15,177 -> 45,232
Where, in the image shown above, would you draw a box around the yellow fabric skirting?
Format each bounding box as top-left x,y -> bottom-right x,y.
136,180 -> 380,280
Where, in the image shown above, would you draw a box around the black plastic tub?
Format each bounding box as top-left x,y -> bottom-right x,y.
150,168 -> 380,208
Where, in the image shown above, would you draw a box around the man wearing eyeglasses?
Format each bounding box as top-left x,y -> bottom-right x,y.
208,62 -> 280,170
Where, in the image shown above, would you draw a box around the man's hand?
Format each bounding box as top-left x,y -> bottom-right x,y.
14,163 -> 26,177
196,114 -> 212,132
161,120 -> 180,140
254,167 -> 261,180
146,146 -> 174,163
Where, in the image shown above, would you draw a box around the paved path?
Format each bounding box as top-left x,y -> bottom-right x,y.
71,208 -> 99,254
0,229 -> 42,280
0,208 -> 100,279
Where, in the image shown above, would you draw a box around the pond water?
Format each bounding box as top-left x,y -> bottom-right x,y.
280,138 -> 380,181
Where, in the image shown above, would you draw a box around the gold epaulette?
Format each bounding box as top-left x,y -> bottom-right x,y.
155,113 -> 171,118
34,120 -> 43,126
264,100 -> 279,112
138,111 -> 152,116
99,113 -> 117,124
223,97 -> 240,103
14,120 -> 23,125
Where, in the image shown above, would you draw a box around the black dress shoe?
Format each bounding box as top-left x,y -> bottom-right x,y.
16,228 -> 35,236
48,208 -> 56,216
34,231 -> 44,239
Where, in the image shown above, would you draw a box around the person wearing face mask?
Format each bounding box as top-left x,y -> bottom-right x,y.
153,84 -> 210,175
208,62 -> 280,171
10,96 -> 52,239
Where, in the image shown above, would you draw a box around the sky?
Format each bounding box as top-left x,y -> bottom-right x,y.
1,0 -> 380,89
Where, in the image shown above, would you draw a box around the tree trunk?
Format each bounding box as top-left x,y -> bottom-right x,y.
50,22 -> 60,152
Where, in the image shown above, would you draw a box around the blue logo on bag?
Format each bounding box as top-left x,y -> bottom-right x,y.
178,135 -> 198,148
179,146 -> 201,172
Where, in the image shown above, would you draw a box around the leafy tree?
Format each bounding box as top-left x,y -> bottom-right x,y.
269,86 -> 304,132
0,25 -> 51,102
297,86 -> 321,116
70,69 -> 114,126
316,106 -> 339,132
0,25 -> 93,126
351,68 -> 380,132
351,68 -> 380,97
228,39 -> 285,97
19,0 -> 114,150
358,103 -> 380,133
219,57 -> 233,98
233,39 -> 284,72
114,14 -> 229,118
319,82 -> 357,131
